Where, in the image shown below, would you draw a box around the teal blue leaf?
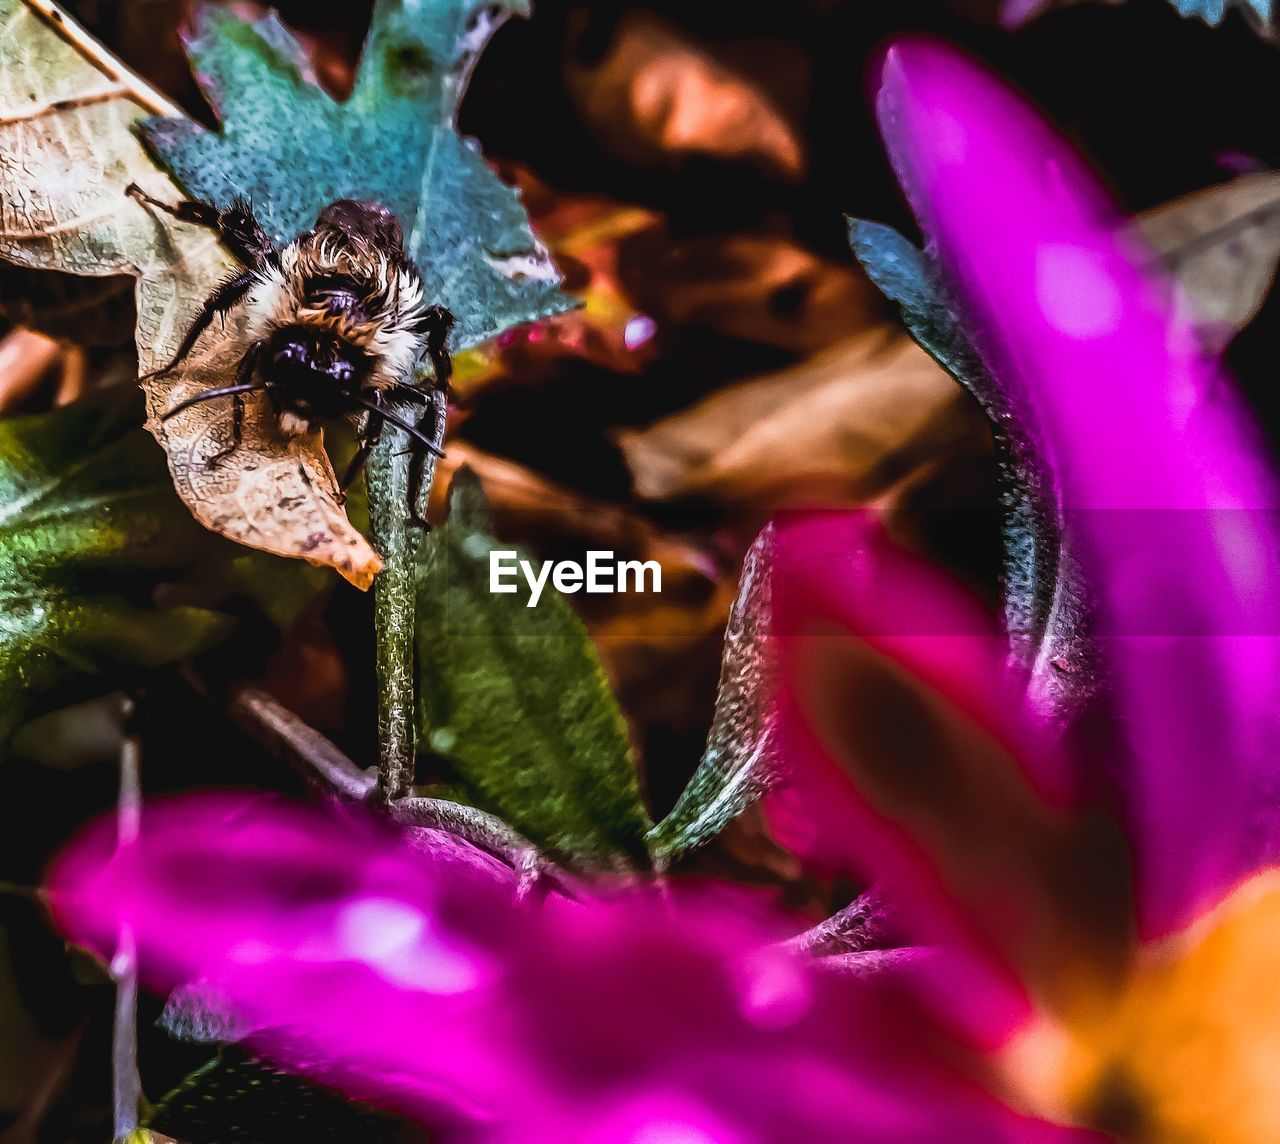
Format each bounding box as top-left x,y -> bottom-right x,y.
415,469 -> 653,865
142,0 -> 573,350
1169,0 -> 1272,32
848,219 -> 1095,721
647,525 -> 778,865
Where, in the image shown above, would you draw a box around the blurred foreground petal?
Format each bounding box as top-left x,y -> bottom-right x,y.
876,36 -> 1280,936
49,791 -> 1094,1140
767,512 -> 1133,1035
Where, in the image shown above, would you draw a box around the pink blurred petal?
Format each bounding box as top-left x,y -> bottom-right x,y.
876,36 -> 1280,937
48,792 -> 1093,1140
765,512 -> 1132,1044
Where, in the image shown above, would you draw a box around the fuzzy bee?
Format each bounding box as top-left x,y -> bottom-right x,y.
126,185 -> 454,524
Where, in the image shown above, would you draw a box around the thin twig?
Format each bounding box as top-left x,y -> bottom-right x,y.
222,684 -> 580,894
111,696 -> 142,1142
227,685 -> 375,801
22,0 -> 185,119
390,797 -> 586,899
389,796 -> 539,864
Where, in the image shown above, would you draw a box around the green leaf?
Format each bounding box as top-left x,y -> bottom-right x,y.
647,525 -> 778,865
0,391 -> 232,743
142,0 -> 574,351
415,469 -> 652,865
147,1046 -> 413,1144
848,219 -> 1094,723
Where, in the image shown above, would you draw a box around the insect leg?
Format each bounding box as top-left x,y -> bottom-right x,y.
206,342 -> 264,469
126,185 -> 275,267
385,382 -> 431,406
419,304 -> 456,396
406,398 -> 446,530
126,183 -> 221,228
142,270 -> 257,380
341,396 -> 386,493
220,196 -> 277,266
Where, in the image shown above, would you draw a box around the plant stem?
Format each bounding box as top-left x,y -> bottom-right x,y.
368,391 -> 447,802
111,695 -> 141,1142
787,889 -> 894,956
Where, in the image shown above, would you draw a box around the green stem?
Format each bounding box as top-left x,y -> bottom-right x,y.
369,391 -> 447,802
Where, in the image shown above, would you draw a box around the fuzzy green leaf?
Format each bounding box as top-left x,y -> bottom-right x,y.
415,469 -> 652,865
147,1047 -> 411,1144
0,391 -> 231,743
848,218 -> 1094,722
142,0 -> 573,351
647,525 -> 778,864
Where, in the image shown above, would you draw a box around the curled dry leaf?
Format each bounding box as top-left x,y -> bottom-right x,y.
1134,170 -> 1280,352
0,0 -> 381,588
567,11 -> 806,181
148,311 -> 379,587
618,328 -> 987,506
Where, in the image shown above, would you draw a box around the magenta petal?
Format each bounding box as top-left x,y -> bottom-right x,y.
764,510 -> 1126,1045
48,792 -> 518,1125
876,37 -> 1280,937
48,792 -> 1094,1140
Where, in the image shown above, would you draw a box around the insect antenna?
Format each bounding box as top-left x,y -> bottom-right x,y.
349,395 -> 444,458
161,382 -> 270,421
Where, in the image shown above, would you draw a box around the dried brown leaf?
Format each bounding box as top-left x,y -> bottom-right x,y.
0,0 -> 379,587
644,234 -> 883,356
0,329 -> 63,412
1134,170 -> 1280,352
567,12 -> 806,181
454,171 -> 666,396
617,329 -> 986,506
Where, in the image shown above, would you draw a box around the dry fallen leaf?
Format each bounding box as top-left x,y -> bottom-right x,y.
617,328 -> 986,506
0,0 -> 380,587
0,330 -> 65,412
453,169 -> 666,397
643,234 -> 884,356
1134,171 -> 1280,352
567,11 -> 807,182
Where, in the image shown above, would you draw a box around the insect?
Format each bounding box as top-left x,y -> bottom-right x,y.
126,185 -> 455,525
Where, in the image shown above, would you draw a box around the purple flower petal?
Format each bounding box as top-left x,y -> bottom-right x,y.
48,791 -> 1095,1140
875,37 -> 1280,936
